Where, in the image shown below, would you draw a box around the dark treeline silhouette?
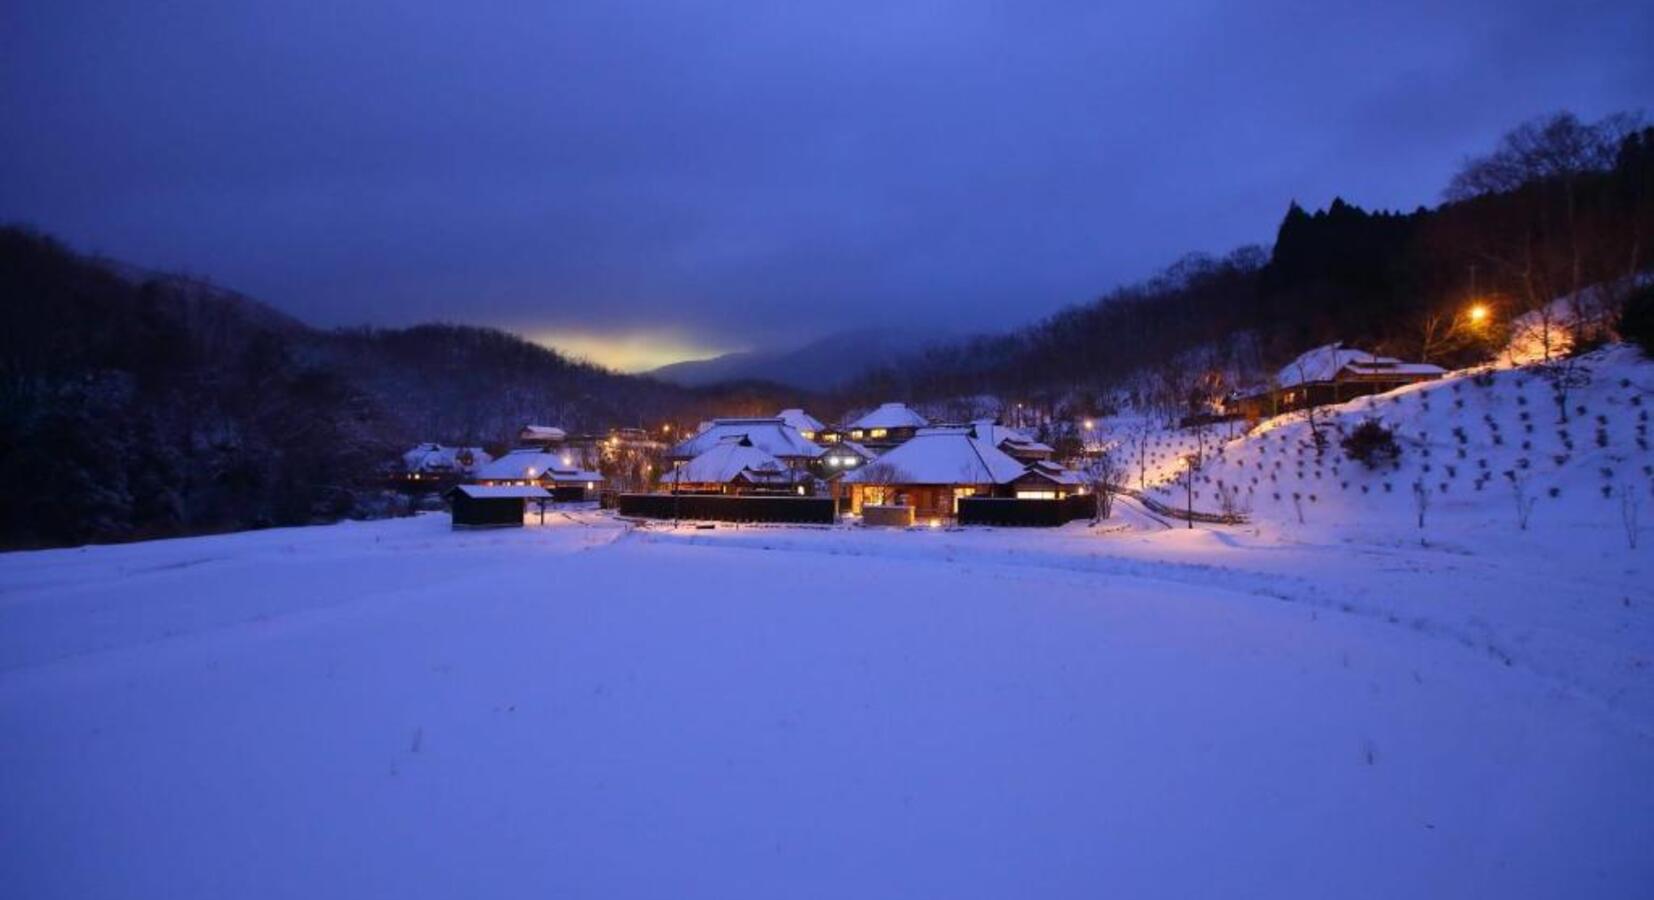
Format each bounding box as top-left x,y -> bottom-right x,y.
0,229 -> 799,547
842,111 -> 1654,416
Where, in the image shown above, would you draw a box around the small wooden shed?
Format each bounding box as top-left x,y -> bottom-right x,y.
445,484 -> 552,529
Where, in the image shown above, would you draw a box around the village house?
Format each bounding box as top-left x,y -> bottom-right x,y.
658,437 -> 811,494
399,443 -> 492,484
1231,343 -> 1446,420
473,448 -> 604,501
816,439 -> 877,474
844,402 -> 929,450
840,426 -> 1028,520
1007,460 -> 1087,499
668,417 -> 823,470
965,419 -> 1055,463
517,425 -> 567,448
775,408 -> 826,441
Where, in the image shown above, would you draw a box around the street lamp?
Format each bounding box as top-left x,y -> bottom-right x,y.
1468,303 -> 1490,325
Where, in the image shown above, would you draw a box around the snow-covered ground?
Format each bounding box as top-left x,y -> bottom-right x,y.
2,508 -> 1649,898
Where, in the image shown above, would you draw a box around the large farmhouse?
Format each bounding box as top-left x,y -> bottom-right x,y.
669,417 -> 823,467
840,427 -> 1028,519
1232,343 -> 1446,420
659,437 -> 810,494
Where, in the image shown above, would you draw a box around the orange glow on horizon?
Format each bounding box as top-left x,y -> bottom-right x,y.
530,330 -> 738,373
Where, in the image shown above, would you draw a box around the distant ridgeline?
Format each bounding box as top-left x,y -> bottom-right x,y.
0,228 -> 797,548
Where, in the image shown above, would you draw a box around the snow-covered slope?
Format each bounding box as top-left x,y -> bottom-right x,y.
1124,345 -> 1653,536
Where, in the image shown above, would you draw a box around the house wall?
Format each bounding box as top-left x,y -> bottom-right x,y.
849,483 -> 998,519
1239,375 -> 1441,421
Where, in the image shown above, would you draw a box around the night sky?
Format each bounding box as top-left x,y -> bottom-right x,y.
4,2 -> 1650,371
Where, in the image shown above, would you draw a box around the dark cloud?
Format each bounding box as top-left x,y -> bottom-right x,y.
3,1 -> 1650,368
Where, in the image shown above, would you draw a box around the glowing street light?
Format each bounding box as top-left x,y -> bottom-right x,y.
1468,303 -> 1490,325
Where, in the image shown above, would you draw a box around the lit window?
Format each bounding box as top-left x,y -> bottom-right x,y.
1016,490 -> 1058,500
869,428 -> 888,439
800,430 -> 815,439
850,430 -> 864,439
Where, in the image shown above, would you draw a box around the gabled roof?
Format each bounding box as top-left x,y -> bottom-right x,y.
967,420 -> 1054,455
776,408 -> 825,433
474,448 -> 577,481
1017,460 -> 1085,486
842,430 -> 1026,485
669,418 -> 823,460
847,402 -> 930,430
446,484 -> 551,500
661,439 -> 799,485
403,443 -> 492,473
541,468 -> 603,484
1275,343 -> 1444,388
823,440 -> 878,460
519,425 -> 567,443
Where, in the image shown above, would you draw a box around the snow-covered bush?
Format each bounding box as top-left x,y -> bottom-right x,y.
1341,420 -> 1401,471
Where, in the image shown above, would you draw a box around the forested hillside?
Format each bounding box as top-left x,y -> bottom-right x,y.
0,229 -> 800,547
845,112 -> 1654,416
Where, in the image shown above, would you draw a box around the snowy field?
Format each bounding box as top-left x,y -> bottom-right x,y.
2,509 -> 1650,899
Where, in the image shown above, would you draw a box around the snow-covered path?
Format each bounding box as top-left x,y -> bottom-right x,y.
1,514 -> 1650,899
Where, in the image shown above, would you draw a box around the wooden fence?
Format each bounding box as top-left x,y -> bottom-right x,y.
957,494 -> 1098,527
616,493 -> 836,524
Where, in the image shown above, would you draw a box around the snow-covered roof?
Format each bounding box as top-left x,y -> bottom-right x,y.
661,439 -> 799,485
402,443 -> 492,473
446,485 -> 551,500
823,440 -> 878,460
968,420 -> 1054,455
474,448 -> 580,481
519,425 -> 567,443
542,468 -> 603,484
775,408 -> 825,433
842,430 -> 1026,485
1018,460 -> 1085,486
1276,343 -> 1444,388
669,418 -> 823,460
847,403 -> 930,431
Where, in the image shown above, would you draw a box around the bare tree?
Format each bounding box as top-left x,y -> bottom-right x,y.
1085,450 -> 1124,523
1447,111 -> 1646,361
1215,481 -> 1251,521
1510,475 -> 1537,531
1411,480 -> 1431,545
1622,485 -> 1642,550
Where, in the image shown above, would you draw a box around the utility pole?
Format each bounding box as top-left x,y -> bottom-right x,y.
1183,453 -> 1198,530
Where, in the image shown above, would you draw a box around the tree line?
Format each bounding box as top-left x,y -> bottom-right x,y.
839,111 -> 1654,420
0,228 -> 799,547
